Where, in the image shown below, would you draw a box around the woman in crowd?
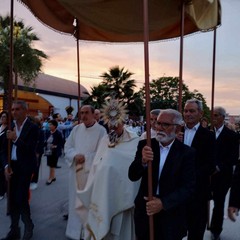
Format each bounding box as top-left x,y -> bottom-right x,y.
45,119 -> 63,185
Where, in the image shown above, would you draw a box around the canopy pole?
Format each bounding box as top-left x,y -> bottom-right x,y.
143,0 -> 154,239
207,27 -> 217,230
178,1 -> 185,113
7,0 -> 14,215
210,27 -> 217,127
75,19 -> 81,123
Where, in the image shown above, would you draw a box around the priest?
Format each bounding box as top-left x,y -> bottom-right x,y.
64,105 -> 107,240
77,98 -> 140,240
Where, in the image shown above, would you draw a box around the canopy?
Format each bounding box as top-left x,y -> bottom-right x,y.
20,0 -> 221,42
14,1 -> 221,238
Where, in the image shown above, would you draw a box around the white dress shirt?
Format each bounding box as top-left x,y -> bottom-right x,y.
156,140 -> 174,194
184,122 -> 200,146
215,124 -> 224,139
11,118 -> 28,161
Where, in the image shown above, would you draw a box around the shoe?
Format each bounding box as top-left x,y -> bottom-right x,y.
211,233 -> 221,240
29,183 -> 38,190
22,224 -> 34,240
46,178 -> 56,185
55,165 -> 61,168
1,227 -> 21,240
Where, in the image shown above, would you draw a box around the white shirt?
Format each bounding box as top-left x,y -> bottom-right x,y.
156,140 -> 174,194
215,124 -> 224,139
184,122 -> 200,146
11,118 -> 28,161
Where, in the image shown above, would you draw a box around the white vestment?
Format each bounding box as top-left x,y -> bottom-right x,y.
64,122 -> 107,240
77,127 -> 140,240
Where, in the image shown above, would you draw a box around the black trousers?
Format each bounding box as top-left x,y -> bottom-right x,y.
0,167 -> 6,196
9,161 -> 33,230
210,172 -> 231,235
135,208 -> 186,240
31,154 -> 43,183
187,198 -> 208,240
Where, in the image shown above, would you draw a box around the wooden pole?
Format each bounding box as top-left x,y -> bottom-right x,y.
207,27 -> 217,230
210,28 -> 217,127
178,1 -> 185,113
143,0 -> 154,239
7,0 -> 14,215
75,19 -> 81,123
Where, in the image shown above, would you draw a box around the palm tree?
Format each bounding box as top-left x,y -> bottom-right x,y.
83,66 -> 142,116
82,84 -> 109,109
0,15 -> 48,109
100,66 -> 137,105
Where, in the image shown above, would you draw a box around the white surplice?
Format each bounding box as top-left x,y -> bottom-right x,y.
64,122 -> 107,240
77,127 -> 140,240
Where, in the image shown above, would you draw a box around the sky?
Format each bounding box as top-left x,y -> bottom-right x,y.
1,0 -> 240,114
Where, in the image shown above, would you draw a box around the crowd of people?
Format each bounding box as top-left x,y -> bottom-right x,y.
0,98 -> 239,240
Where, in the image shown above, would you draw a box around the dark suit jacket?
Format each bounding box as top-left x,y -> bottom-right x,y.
188,125 -> 216,200
128,138 -> 196,239
0,125 -> 8,170
2,118 -> 39,175
229,162 -> 240,208
215,126 -> 239,182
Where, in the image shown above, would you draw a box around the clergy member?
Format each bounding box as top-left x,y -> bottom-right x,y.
77,98 -> 140,240
64,105 -> 107,240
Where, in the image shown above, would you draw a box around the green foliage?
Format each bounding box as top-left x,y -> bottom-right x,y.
82,84 -> 109,109
85,71 -> 210,119
0,15 -> 48,108
139,76 -> 210,118
83,66 -> 137,111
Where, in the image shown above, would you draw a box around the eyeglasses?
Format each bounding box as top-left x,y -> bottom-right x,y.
156,121 -> 178,130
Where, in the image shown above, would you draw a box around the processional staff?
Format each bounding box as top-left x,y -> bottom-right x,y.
6,0 -> 14,215
143,0 -> 154,239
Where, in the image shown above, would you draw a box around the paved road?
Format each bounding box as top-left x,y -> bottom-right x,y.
1,155 -> 240,240
0,156 -> 69,240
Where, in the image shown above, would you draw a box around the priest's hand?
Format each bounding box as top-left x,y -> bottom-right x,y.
144,196 -> 163,216
74,154 -> 85,166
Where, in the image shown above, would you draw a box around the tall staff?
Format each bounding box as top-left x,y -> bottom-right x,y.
143,0 -> 154,239
74,18 -> 81,123
210,27 -> 217,128
7,0 -> 14,215
178,1 -> 185,113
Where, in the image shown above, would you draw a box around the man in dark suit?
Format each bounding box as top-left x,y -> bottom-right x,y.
183,99 -> 216,240
228,162 -> 240,222
210,106 -> 239,240
129,109 -> 196,240
1,100 -> 39,240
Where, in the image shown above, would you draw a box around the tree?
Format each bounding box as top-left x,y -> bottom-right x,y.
100,66 -> 137,105
84,66 -> 139,111
82,84 -> 109,109
138,76 -> 210,118
0,15 -> 48,109
127,91 -> 145,118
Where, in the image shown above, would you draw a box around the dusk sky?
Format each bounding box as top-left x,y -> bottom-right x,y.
1,0 -> 240,114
